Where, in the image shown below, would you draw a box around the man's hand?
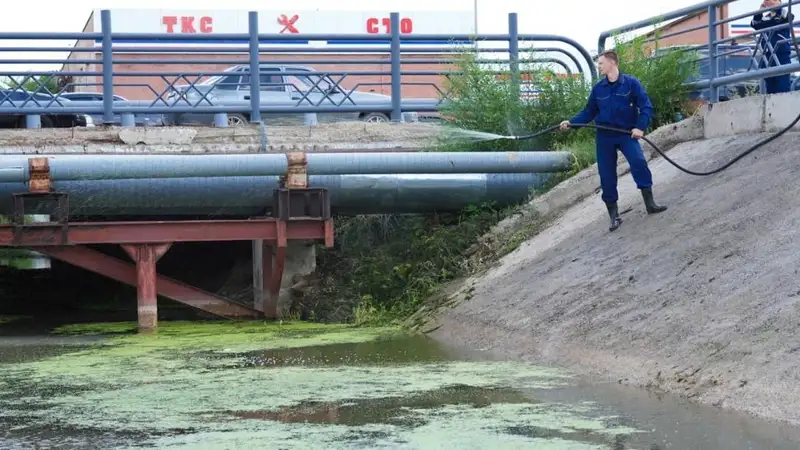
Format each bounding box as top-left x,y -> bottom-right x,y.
559,120 -> 571,131
631,128 -> 644,140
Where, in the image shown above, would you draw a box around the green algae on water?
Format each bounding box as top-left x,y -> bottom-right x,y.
0,321 -> 645,449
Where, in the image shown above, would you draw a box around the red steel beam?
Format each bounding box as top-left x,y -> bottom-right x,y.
0,218 -> 328,246
34,245 -> 260,319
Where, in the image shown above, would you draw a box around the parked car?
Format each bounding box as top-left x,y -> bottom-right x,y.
0,89 -> 92,128
162,64 -> 418,127
59,92 -> 165,126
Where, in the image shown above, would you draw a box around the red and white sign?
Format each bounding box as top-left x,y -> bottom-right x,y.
161,16 -> 213,33
93,8 -> 474,46
366,17 -> 414,34
277,14 -> 299,34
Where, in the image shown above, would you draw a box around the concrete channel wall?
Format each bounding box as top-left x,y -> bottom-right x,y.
702,90 -> 800,138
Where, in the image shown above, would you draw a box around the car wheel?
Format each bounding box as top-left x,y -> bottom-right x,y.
227,113 -> 248,127
361,112 -> 390,123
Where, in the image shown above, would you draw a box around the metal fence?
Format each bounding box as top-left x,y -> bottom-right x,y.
0,11 -> 595,128
598,0 -> 800,103
3,2 -> 797,130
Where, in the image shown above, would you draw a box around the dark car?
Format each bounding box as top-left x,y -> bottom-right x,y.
0,89 -> 91,128
60,92 -> 164,127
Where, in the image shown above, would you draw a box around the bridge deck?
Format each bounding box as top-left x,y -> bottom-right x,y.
0,122 -> 445,154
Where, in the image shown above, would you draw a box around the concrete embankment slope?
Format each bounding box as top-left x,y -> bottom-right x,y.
425,91 -> 800,425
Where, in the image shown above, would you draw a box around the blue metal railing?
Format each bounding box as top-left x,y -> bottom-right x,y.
598,0 -> 800,103
0,10 -> 596,128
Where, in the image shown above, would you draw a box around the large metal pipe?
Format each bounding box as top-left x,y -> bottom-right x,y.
0,151 -> 573,182
0,173 -> 554,217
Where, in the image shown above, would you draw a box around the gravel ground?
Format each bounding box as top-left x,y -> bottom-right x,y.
428,131 -> 800,426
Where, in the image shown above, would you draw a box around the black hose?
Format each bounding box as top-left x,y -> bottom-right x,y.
502,3 -> 800,177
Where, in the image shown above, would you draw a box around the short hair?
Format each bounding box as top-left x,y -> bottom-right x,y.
599,50 -> 619,65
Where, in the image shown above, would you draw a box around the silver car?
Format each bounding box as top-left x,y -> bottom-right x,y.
163,64 -> 415,127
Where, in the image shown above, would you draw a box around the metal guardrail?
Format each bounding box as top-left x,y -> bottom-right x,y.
0,11 -> 596,128
598,0 -> 800,103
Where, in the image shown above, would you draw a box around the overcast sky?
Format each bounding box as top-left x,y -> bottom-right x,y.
0,0 -> 719,73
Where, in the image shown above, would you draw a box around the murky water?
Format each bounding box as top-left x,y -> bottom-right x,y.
0,320 -> 799,449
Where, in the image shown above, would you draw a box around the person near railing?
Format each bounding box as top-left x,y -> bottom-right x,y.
559,50 -> 667,232
751,0 -> 795,94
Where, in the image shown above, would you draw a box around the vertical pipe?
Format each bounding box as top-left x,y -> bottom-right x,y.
508,13 -> 520,100
390,12 -> 402,122
101,10 -> 114,125
135,245 -> 158,332
708,5 -> 719,104
248,11 -> 262,124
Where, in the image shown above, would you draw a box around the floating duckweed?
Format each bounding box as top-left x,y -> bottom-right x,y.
0,321 -> 643,448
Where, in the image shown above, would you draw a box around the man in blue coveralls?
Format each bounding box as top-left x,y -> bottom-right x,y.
751,0 -> 795,94
560,49 -> 667,232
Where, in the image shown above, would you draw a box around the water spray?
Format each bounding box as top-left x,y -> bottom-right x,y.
482,112 -> 800,177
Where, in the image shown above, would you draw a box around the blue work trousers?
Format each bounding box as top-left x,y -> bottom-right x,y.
760,51 -> 793,94
596,133 -> 653,204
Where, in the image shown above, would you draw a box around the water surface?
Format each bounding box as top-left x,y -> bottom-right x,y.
0,321 -> 798,449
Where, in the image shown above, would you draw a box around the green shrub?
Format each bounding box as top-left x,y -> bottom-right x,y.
306,205 -> 502,325
437,50 -> 593,152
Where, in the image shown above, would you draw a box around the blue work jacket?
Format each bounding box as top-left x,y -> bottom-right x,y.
569,72 -> 653,136
751,8 -> 795,55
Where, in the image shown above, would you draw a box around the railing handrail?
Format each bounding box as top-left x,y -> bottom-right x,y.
0,10 -> 599,126
598,0 -> 735,53
597,0 -> 800,104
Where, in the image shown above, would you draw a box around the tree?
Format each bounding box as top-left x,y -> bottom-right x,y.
0,74 -> 61,94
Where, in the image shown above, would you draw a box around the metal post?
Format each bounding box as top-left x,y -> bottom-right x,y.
120,113 -> 135,127
135,245 -> 158,332
248,11 -> 262,124
252,240 -> 265,313
25,115 -> 41,129
708,5 -> 719,103
390,12 -> 402,122
508,12 -> 520,99
214,113 -> 229,128
101,10 -> 114,125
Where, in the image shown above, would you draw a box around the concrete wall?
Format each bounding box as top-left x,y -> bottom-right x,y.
701,91 -> 800,138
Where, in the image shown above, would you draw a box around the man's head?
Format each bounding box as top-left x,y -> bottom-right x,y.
597,50 -> 619,77
762,0 -> 780,8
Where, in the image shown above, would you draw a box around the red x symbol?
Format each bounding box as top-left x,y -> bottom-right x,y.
278,14 -> 299,34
